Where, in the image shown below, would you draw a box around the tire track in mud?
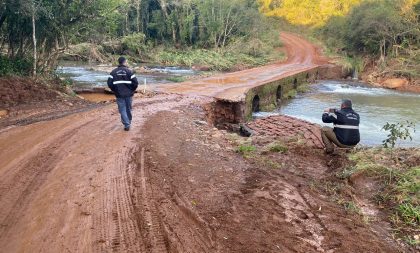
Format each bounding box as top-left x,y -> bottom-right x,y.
134,147 -> 168,253
93,146 -> 144,252
93,95 -> 200,252
0,120 -> 94,239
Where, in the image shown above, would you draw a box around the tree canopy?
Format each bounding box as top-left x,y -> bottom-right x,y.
258,0 -> 363,27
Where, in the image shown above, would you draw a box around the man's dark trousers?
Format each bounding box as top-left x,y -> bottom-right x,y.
116,97 -> 133,128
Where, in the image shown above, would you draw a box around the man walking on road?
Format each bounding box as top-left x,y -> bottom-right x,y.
321,99 -> 360,154
108,57 -> 139,131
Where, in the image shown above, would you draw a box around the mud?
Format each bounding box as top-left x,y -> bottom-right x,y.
78,93 -> 116,102
155,32 -> 329,101
247,115 -> 324,149
134,105 -> 399,252
0,77 -> 61,107
0,33 -> 407,252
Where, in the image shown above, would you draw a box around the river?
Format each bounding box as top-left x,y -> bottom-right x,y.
255,81 -> 420,146
56,61 -> 198,89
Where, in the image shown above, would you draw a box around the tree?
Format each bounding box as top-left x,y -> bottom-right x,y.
258,0 -> 362,27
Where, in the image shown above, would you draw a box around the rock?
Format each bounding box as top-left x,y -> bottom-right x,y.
212,132 -> 223,138
382,78 -> 409,89
194,120 -> 208,126
0,109 -> 8,118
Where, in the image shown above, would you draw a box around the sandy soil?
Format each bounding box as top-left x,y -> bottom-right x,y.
0,32 -> 407,252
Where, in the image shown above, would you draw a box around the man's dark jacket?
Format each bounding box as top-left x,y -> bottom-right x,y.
322,108 -> 360,145
107,65 -> 139,98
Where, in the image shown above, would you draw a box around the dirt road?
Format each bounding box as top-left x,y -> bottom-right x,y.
0,33 -> 401,252
155,32 -> 327,101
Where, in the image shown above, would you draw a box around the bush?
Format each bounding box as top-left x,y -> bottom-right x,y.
122,33 -> 147,55
382,121 -> 416,148
0,56 -> 32,76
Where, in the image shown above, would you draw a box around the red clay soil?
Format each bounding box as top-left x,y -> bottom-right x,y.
0,33 -> 408,252
0,77 -> 99,128
0,77 -> 60,107
134,105 -> 400,252
247,115 -> 324,149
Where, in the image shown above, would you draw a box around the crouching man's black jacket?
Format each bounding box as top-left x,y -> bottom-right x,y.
322,108 -> 360,146
107,65 -> 139,98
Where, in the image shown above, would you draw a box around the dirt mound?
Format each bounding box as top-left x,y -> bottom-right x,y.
247,115 -> 324,149
0,77 -> 62,108
0,77 -> 100,129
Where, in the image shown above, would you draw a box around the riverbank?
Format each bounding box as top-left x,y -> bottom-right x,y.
62,42 -> 286,73
228,117 -> 419,250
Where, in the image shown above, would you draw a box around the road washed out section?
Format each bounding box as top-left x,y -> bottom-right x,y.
155,32 -> 328,124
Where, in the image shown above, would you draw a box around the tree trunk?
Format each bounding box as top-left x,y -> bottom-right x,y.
136,0 -> 141,33
125,9 -> 129,36
157,0 -> 177,44
32,2 -> 37,77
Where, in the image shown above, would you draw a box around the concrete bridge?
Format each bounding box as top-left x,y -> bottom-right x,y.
155,32 -> 328,124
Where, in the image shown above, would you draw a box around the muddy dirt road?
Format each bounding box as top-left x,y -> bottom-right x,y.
0,33 -> 401,252
155,32 -> 327,101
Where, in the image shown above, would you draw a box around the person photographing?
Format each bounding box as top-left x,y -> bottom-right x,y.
107,57 -> 139,131
321,99 -> 360,154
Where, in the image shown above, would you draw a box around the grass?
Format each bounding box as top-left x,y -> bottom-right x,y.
151,47 -> 284,71
395,203 -> 420,227
345,148 -> 420,243
341,200 -> 362,214
284,90 -> 297,99
166,76 -> 187,83
315,147 -> 419,248
267,142 -> 288,153
236,144 -> 257,157
296,84 -> 310,93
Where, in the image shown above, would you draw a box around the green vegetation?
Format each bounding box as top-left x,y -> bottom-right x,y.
318,0 -> 420,79
260,0 -> 420,81
166,76 -> 187,83
267,142 -> 288,153
236,144 -> 257,156
259,0 -> 362,27
347,148 -> 419,239
0,0 -> 283,76
0,56 -> 32,76
296,84 -> 310,93
382,121 -> 416,148
284,89 -> 297,99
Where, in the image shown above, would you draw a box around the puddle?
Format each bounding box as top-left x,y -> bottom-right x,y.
78,93 -> 115,103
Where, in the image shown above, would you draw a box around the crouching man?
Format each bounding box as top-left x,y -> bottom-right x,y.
107,57 -> 139,131
321,99 -> 360,154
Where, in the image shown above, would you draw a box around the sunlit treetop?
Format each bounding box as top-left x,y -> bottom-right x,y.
257,0 -> 364,27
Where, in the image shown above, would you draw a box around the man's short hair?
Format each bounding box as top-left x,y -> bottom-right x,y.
118,56 -> 126,65
342,99 -> 352,108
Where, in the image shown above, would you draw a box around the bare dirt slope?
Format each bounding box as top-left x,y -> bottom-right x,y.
0,33 -> 403,252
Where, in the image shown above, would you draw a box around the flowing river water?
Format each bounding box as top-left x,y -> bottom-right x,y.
255,81 -> 420,146
57,64 -> 419,147
56,61 -> 198,89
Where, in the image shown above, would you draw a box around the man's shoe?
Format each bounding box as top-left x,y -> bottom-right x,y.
124,126 -> 130,131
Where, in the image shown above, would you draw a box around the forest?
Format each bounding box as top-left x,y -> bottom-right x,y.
0,0 -> 419,78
